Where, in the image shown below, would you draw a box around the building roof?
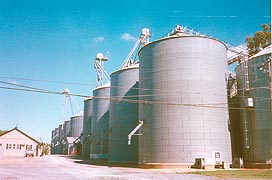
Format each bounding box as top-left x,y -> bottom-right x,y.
66,137 -> 76,144
0,127 -> 40,144
71,111 -> 83,118
94,82 -> 110,90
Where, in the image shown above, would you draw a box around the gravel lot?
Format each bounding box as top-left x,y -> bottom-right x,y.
0,155 -> 240,180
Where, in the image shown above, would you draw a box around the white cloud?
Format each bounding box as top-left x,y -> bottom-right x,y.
121,33 -> 137,42
10,80 -> 18,85
94,36 -> 105,43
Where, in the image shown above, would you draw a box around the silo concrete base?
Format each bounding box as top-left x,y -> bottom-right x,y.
138,163 -> 191,169
244,163 -> 272,169
138,163 -> 226,169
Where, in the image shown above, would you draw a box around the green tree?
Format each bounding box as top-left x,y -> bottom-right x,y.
246,23 -> 271,55
0,130 -> 8,136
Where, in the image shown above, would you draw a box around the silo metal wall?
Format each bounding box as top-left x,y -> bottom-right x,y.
235,53 -> 272,163
58,124 -> 64,154
90,85 -> 110,159
51,129 -> 56,154
63,120 -> 71,155
54,127 -> 59,154
54,127 -> 60,154
138,36 -> 232,164
227,78 -> 243,160
109,66 -> 139,163
64,120 -> 71,137
82,97 -> 93,158
70,115 -> 83,138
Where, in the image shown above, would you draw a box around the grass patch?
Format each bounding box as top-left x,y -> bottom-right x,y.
184,169 -> 272,179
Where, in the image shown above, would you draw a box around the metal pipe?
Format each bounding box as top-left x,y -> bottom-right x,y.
128,120 -> 143,145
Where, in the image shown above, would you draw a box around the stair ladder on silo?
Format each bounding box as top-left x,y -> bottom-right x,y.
241,54 -> 251,149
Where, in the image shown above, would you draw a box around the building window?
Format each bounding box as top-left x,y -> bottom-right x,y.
0,143 -> 2,146
26,145 -> 32,150
8,144 -> 12,149
17,144 -> 21,149
13,144 -> 16,149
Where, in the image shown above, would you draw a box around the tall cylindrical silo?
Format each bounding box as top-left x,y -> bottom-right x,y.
227,74 -> 243,161
138,36 -> 232,165
235,45 -> 272,164
63,120 -> 71,155
64,120 -> 71,137
58,124 -> 64,154
51,129 -> 56,154
109,65 -> 139,163
53,127 -> 60,154
90,84 -> 110,159
70,111 -> 84,138
82,97 -> 93,158
54,127 -> 59,154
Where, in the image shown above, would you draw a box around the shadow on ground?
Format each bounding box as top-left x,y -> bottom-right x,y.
65,155 -> 139,168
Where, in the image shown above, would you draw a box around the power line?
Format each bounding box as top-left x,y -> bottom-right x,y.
1,85 -> 271,112
0,76 -> 92,86
0,80 -> 61,94
2,86 -> 270,112
1,76 -> 271,99
0,76 -> 270,100
1,79 -> 271,104
0,86 -> 89,98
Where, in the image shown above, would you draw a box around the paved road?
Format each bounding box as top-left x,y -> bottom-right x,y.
0,155 -> 239,180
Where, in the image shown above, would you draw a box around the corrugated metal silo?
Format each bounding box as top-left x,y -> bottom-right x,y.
82,97 -> 93,158
51,129 -> 56,154
138,36 -> 232,165
58,124 -> 64,154
53,127 -> 59,154
235,45 -> 272,164
64,120 -> 71,137
90,84 -> 110,159
227,73 -> 243,161
109,65 -> 139,163
70,111 -> 84,138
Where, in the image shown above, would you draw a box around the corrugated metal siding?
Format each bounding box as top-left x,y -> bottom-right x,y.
138,36 -> 232,164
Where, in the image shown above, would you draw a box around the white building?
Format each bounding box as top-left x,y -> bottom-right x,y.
0,127 -> 41,157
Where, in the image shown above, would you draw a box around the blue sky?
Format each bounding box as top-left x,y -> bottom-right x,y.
0,0 -> 270,143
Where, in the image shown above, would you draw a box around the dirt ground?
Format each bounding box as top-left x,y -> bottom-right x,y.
0,155 -> 243,180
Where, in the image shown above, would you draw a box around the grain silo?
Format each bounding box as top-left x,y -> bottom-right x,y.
51,129 -> 57,154
235,45 -> 271,166
138,29 -> 232,165
62,120 -> 71,155
64,120 -> 71,137
90,84 -> 110,159
58,124 -> 64,154
227,73 -> 243,163
70,111 -> 84,138
109,64 -> 139,163
81,97 -> 93,158
52,127 -> 59,154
